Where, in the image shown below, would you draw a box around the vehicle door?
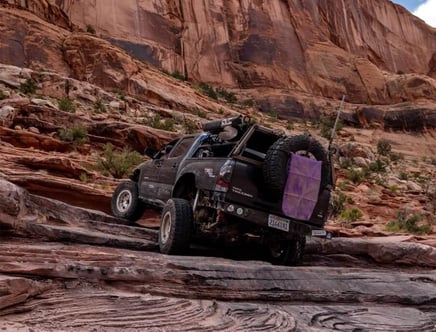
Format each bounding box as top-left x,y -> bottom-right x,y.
139,138 -> 180,200
155,136 -> 197,201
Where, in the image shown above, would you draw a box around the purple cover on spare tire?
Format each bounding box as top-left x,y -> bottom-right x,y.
282,153 -> 322,221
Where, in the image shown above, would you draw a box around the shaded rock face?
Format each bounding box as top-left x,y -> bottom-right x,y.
50,0 -> 436,104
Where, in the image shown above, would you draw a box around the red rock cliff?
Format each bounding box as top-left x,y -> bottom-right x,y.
48,0 -> 435,104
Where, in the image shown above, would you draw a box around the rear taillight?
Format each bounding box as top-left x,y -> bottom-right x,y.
214,160 -> 235,192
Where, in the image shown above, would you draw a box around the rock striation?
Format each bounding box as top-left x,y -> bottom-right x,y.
0,179 -> 436,330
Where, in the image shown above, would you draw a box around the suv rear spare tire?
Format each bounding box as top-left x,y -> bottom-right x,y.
111,181 -> 146,222
159,198 -> 193,255
263,135 -> 330,200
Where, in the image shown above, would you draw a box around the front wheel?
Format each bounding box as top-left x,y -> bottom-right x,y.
111,181 -> 146,222
159,198 -> 193,255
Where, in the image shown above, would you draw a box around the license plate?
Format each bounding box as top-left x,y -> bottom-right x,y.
311,229 -> 327,236
268,215 -> 290,232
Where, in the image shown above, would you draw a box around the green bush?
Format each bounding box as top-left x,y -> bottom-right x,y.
79,172 -> 88,183
58,125 -> 89,146
20,78 -> 37,95
398,171 -> 408,181
368,159 -> 386,173
86,24 -> 96,34
193,109 -> 207,118
0,89 -> 6,100
58,97 -> 76,113
171,71 -> 185,81
242,99 -> 254,107
93,99 -> 106,113
143,114 -> 176,132
269,110 -> 278,122
339,208 -> 363,222
319,114 -> 343,140
216,87 -> 237,103
377,139 -> 391,156
183,118 -> 198,134
332,191 -> 353,216
96,143 -> 143,179
196,82 -> 218,100
389,151 -> 404,162
386,210 -> 431,235
345,167 -> 370,184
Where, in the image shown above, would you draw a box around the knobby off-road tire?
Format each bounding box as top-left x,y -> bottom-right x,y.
111,181 -> 146,222
263,135 -> 330,200
267,236 -> 306,266
159,198 -> 193,255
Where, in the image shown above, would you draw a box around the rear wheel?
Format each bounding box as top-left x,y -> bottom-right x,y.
111,181 -> 146,222
266,236 -> 306,266
159,198 -> 193,255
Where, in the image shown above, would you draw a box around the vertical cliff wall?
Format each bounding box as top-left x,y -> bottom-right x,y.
2,0 -> 435,105
51,0 -> 435,98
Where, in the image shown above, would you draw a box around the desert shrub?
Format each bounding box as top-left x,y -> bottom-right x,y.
58,125 -> 88,146
269,110 -> 278,122
242,98 -> 254,107
389,151 -> 404,162
386,210 -> 431,235
216,87 -> 237,103
398,170 -> 408,181
345,167 -> 370,184
339,208 -> 363,222
339,157 -> 354,169
143,114 -> 176,132
319,114 -> 343,140
58,97 -> 76,113
389,184 -> 400,193
193,108 -> 207,118
171,71 -> 185,81
0,89 -> 6,100
19,78 -> 37,94
96,143 -> 143,179
79,172 -> 88,183
332,191 -> 353,216
93,99 -> 106,113
377,139 -> 391,156
86,24 -> 96,34
183,118 -> 198,134
196,82 -> 217,100
368,159 -> 386,173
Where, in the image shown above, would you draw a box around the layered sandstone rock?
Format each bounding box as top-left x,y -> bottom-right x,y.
48,0 -> 436,104
0,179 -> 436,330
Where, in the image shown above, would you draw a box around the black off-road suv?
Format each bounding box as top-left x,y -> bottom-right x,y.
112,116 -> 335,265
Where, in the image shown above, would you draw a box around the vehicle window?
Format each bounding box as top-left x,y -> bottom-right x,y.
169,137 -> 196,158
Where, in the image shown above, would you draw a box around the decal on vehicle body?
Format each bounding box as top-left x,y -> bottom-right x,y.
231,186 -> 254,198
204,168 -> 216,178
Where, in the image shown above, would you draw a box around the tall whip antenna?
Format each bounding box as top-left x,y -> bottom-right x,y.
328,95 -> 346,150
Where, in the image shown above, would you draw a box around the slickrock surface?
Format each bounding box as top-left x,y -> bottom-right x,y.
1,179 -> 436,330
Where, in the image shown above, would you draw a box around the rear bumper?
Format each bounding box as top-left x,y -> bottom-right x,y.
222,201 -> 322,238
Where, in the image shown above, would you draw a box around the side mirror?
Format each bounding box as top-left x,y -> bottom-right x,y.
165,145 -> 173,154
144,147 -> 157,158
